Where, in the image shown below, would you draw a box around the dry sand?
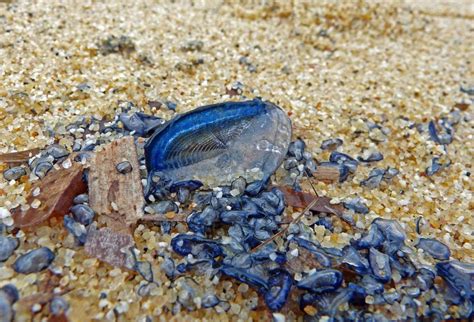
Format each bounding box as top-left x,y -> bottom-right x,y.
0,0 -> 473,321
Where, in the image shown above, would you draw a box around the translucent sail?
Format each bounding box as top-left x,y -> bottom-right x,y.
145,98 -> 291,187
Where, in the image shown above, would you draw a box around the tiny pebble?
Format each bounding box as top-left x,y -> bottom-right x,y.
32,187 -> 41,197
62,158 -> 72,169
231,176 -> 246,194
31,199 -> 41,209
273,312 -> 286,322
290,248 -> 299,257
111,201 -> 119,211
32,303 -> 42,313
0,208 -> 11,220
2,217 -> 14,227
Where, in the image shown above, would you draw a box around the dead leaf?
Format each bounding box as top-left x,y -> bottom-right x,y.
12,162 -> 86,228
85,226 -> 134,268
0,148 -> 40,165
276,185 -> 344,216
88,136 -> 144,234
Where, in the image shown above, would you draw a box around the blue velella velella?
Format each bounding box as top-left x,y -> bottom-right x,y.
144,98 -> 291,189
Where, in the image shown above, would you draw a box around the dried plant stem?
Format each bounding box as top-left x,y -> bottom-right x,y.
251,196 -> 319,252
251,174 -> 320,252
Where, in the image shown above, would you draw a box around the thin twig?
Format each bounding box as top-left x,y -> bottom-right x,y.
251,196 -> 319,252
251,171 -> 320,253
304,167 -> 320,197
309,167 -> 358,230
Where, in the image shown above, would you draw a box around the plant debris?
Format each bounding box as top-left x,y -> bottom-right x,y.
84,226 -> 134,268
312,164 -> 342,183
0,1 -> 472,321
88,137 -> 144,233
276,185 -> 344,216
12,162 -> 86,228
0,148 -> 40,165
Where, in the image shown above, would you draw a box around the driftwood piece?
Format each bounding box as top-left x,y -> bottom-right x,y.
0,148 -> 40,165
276,185 -> 344,216
12,163 -> 86,228
85,226 -> 134,268
88,136 -> 144,233
312,165 -> 340,183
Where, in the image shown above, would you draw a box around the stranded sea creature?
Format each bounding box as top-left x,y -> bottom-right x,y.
144,99 -> 291,194
12,247 -> 55,274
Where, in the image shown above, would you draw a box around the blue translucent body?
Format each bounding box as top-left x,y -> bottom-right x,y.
144,98 -> 291,187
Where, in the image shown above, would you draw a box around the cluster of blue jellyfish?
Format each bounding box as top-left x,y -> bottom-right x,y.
155,141 -> 473,320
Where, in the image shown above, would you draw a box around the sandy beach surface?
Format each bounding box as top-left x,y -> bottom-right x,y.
0,0 -> 473,321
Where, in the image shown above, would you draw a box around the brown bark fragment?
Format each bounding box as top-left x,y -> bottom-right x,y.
0,148 -> 40,165
312,165 -> 340,183
88,136 -> 144,233
12,163 -> 86,228
85,226 -> 134,268
276,185 -> 344,216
